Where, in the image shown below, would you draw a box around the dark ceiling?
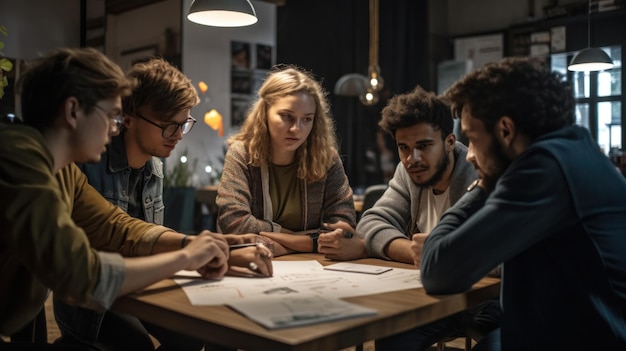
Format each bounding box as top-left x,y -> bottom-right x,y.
106,0 -> 285,15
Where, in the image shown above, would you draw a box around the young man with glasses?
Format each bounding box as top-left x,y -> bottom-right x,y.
51,57 -> 205,350
0,48 -> 230,347
53,58 -> 271,351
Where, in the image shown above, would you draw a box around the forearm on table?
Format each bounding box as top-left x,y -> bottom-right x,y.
384,238 -> 414,264
151,231 -> 187,254
260,232 -> 311,254
118,250 -> 191,296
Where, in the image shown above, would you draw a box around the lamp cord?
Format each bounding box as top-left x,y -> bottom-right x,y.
369,0 -> 379,67
587,0 -> 591,48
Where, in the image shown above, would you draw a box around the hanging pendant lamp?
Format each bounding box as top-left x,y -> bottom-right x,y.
360,0 -> 383,106
335,0 -> 384,106
567,0 -> 613,72
187,0 -> 258,27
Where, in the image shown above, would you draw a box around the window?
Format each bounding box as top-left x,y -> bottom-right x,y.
551,46 -> 622,155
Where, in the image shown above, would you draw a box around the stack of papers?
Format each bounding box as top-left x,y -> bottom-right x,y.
174,260 -> 422,329
227,295 -> 377,329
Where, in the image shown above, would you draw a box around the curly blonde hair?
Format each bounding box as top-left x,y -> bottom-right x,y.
229,65 -> 338,183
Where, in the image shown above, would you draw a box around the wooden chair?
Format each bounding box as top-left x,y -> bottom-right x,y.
10,308 -> 47,344
436,336 -> 472,351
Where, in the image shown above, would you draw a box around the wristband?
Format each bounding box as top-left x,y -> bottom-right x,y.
181,235 -> 190,248
307,233 -> 319,253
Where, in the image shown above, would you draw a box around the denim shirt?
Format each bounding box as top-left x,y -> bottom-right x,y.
77,133 -> 165,224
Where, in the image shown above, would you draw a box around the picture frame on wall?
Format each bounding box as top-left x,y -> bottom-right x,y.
231,70 -> 252,95
251,70 -> 268,98
119,44 -> 159,70
231,41 -> 250,70
231,97 -> 252,128
453,32 -> 503,70
256,44 -> 273,70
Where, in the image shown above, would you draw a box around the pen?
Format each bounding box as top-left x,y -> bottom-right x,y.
292,229 -> 332,236
295,229 -> 354,238
229,243 -> 259,250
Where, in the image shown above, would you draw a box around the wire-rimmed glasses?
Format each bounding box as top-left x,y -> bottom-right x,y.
94,104 -> 123,134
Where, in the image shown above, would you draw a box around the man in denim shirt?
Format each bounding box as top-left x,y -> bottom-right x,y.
54,58 -> 203,351
78,132 -> 165,224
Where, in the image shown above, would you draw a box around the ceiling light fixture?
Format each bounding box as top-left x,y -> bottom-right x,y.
187,0 -> 258,27
567,0 -> 613,72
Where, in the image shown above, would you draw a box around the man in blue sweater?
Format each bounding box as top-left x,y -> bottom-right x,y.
419,57 -> 626,350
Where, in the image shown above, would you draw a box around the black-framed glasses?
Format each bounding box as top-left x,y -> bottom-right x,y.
94,104 -> 123,134
134,112 -> 196,139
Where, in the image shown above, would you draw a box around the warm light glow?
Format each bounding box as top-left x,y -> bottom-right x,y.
187,0 -> 258,27
204,109 -> 224,137
198,81 -> 208,94
367,65 -> 384,92
187,10 -> 257,27
359,88 -> 379,106
567,61 -> 614,72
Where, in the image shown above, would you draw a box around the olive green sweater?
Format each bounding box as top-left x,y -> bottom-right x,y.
0,123 -> 169,335
216,141 -> 356,233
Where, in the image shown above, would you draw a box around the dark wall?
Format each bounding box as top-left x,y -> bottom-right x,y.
276,0 -> 431,189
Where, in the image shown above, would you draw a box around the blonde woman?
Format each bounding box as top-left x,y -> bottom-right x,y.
217,66 -> 356,256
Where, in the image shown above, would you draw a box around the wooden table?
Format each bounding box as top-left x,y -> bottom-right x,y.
113,254 -> 500,351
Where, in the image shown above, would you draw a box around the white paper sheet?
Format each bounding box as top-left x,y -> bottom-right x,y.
174,260 -> 421,306
227,295 -> 378,329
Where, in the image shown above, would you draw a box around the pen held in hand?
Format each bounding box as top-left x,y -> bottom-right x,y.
229,243 -> 259,251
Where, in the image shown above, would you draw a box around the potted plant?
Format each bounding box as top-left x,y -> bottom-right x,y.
163,148 -> 197,233
0,25 -> 14,100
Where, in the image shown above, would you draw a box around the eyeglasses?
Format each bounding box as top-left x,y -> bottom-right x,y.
134,112 -> 196,139
94,104 -> 123,134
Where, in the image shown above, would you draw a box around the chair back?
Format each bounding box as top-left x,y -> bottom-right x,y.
361,184 -> 388,213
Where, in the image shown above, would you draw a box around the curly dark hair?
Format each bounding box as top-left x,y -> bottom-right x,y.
379,85 -> 453,140
444,57 -> 575,140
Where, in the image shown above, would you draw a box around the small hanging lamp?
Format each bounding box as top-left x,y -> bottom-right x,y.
187,0 -> 258,27
335,0 -> 384,106
567,0 -> 613,72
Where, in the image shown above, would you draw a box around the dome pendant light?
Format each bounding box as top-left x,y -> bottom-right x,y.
187,0 -> 258,27
567,0 -> 613,72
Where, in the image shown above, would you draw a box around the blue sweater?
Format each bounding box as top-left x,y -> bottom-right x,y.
421,125 -> 626,350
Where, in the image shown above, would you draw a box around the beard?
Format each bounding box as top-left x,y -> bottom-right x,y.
413,147 -> 451,188
480,138 -> 511,190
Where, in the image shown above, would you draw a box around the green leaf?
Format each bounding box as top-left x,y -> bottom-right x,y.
0,76 -> 6,99
0,26 -> 7,37
0,41 -> 4,51
0,58 -> 12,72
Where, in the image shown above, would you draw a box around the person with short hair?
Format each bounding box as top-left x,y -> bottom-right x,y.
419,56 -> 626,350
0,48 -> 229,345
320,85 -> 500,350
